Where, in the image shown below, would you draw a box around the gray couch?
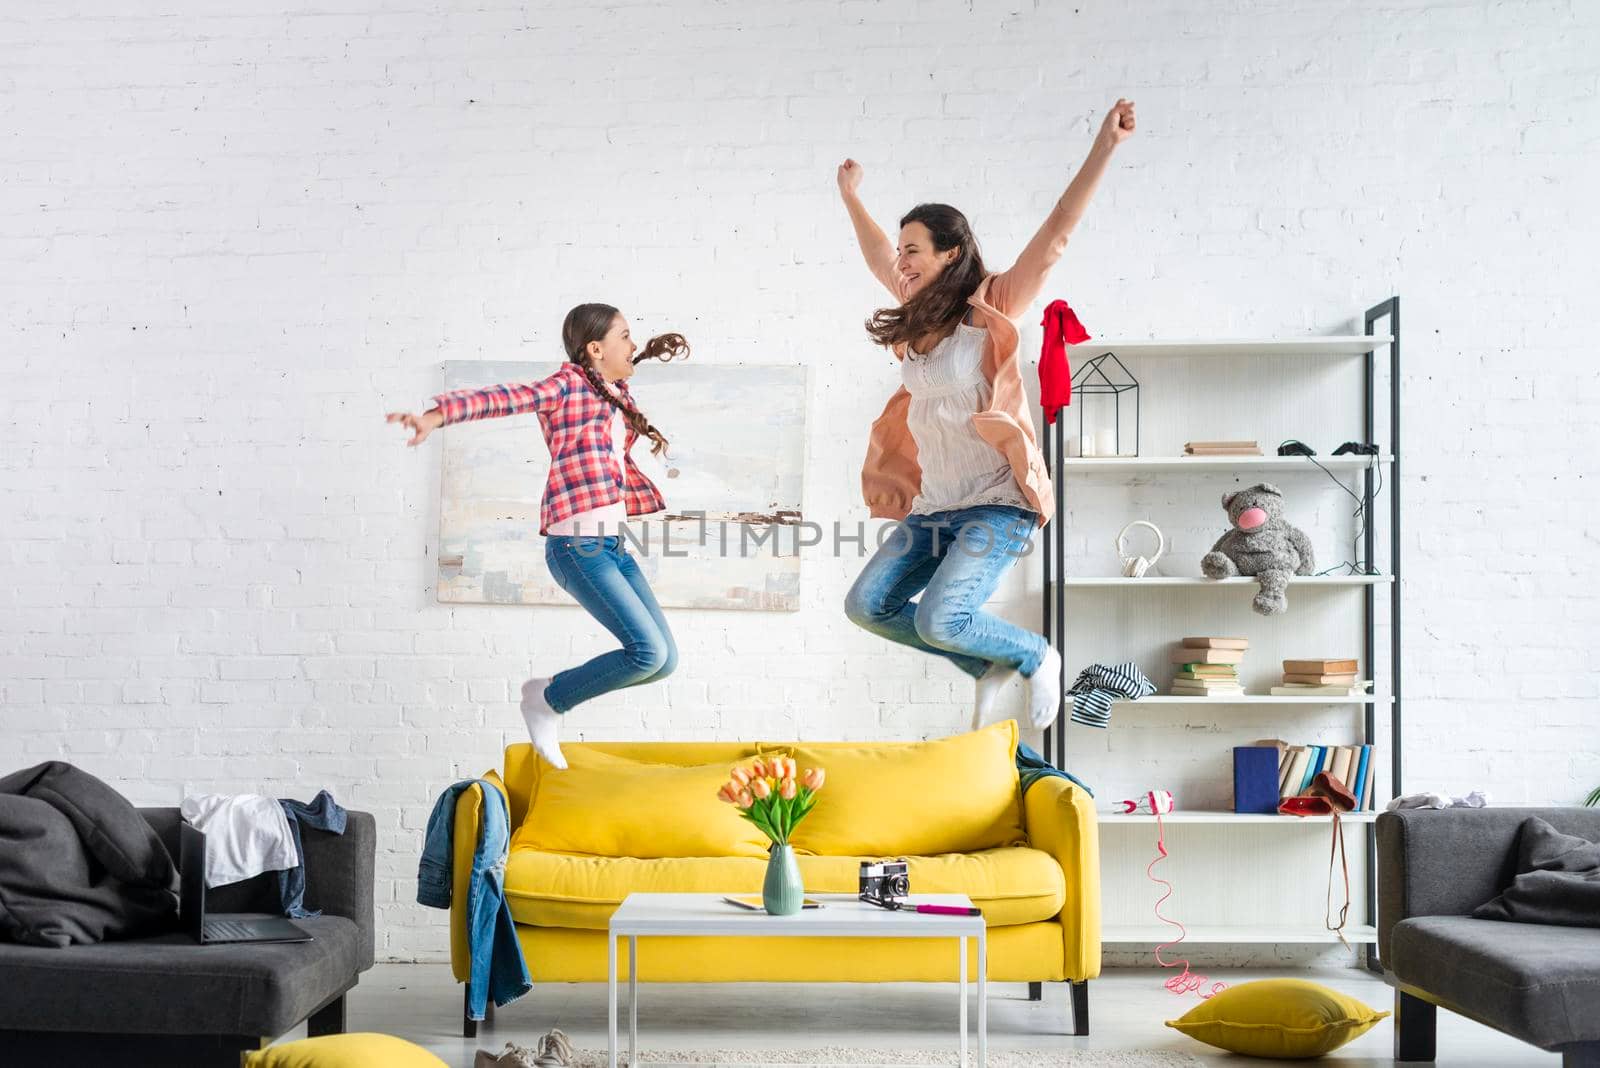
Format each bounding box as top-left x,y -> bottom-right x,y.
1378,807 -> 1600,1067
0,806 -> 375,1067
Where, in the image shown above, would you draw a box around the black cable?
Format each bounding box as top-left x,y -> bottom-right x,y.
1298,452 -> 1381,576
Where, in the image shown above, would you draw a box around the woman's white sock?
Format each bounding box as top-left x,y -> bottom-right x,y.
1026,645 -> 1063,730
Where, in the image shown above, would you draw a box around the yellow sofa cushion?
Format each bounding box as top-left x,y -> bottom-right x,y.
1166,978 -> 1390,1058
761,721 -> 1025,856
512,748 -> 768,859
503,845 -> 1064,930
244,1034 -> 447,1068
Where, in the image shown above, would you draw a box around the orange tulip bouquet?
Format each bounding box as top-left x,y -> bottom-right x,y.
717,757 -> 826,914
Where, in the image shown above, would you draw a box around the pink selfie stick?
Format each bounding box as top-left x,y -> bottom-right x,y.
915,904 -> 981,916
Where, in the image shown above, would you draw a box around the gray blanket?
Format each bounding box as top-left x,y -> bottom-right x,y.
0,761 -> 179,946
1472,815 -> 1600,928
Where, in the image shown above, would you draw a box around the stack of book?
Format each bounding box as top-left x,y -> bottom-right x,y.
1170,637 -> 1247,697
1183,440 -> 1263,456
1270,658 -> 1366,697
1278,742 -> 1376,810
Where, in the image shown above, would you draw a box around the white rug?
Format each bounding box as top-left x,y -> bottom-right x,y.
567,1050 -> 1200,1067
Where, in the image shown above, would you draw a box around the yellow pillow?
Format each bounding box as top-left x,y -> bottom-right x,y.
513,748 -> 768,859
761,720 -> 1025,856
1165,978 -> 1390,1058
244,1034 -> 448,1068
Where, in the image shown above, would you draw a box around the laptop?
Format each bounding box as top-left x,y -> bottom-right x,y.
179,822 -> 313,945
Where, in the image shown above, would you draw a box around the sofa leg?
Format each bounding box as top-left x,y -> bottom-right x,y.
1563,1042 -> 1600,1068
307,993 -> 347,1038
463,988 -> 477,1039
1069,980 -> 1089,1036
1027,981 -> 1042,1002
1394,990 -> 1436,1062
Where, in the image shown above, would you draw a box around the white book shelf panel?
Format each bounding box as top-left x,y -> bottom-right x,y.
1099,811 -> 1379,825
1073,336 -> 1391,358
1061,575 -> 1391,588
1061,455 -> 1392,473
1103,924 -> 1379,945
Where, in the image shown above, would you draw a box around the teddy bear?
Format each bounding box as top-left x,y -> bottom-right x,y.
1200,483 -> 1315,615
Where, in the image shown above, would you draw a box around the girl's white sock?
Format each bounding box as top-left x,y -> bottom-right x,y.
520,679 -> 567,770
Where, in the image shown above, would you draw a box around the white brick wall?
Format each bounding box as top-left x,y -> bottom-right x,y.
3,1 -> 1597,963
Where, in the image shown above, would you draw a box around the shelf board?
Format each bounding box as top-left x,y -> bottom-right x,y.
1062,575 -> 1393,588
1071,336 -> 1391,359
1061,455 -> 1393,473
1099,811 -> 1379,825
1103,923 -> 1378,944
1127,695 -> 1390,706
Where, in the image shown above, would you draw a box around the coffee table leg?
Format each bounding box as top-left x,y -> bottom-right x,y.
629,935 -> 638,1066
977,926 -> 987,1068
608,932 -> 618,1068
959,935 -> 969,1068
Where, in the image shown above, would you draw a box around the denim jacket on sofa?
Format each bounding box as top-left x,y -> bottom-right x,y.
418,780 -> 531,1019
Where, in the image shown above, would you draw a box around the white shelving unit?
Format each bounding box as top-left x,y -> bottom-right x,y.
1039,308 -> 1403,957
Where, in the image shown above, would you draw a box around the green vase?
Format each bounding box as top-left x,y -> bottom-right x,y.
763,842 -> 803,915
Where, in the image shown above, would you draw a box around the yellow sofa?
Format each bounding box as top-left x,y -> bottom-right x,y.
448,723 -> 1100,1035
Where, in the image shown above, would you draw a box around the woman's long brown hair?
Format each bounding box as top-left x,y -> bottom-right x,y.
561,303 -> 689,455
865,203 -> 988,351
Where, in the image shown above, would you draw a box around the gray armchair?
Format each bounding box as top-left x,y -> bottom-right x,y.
1377,807 -> 1600,1067
0,806 -> 376,1068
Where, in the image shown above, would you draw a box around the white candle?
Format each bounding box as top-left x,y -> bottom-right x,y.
1094,429 -> 1117,457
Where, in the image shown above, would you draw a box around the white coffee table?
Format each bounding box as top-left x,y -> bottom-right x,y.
608,892 -> 987,1068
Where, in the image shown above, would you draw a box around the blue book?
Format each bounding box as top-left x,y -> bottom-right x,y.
1234,746 -> 1282,814
1352,745 -> 1372,811
1299,746 -> 1324,794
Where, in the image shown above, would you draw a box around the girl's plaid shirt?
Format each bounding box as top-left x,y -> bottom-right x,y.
432,363 -> 665,535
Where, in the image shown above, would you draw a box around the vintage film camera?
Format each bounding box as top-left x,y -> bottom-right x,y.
858,858 -> 911,910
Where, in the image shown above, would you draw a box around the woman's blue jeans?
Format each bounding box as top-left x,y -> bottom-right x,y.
542,535 -> 677,712
844,505 -> 1046,679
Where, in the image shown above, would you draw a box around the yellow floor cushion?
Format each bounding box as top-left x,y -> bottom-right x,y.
504,845 -> 1066,930
1166,978 -> 1390,1058
244,1034 -> 447,1068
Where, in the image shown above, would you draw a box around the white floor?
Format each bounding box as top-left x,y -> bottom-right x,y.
335,963 -> 1557,1067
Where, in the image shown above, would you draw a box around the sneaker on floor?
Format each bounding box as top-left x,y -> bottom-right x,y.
473,1031 -> 571,1068
532,1029 -> 573,1067
474,1043 -> 536,1068
520,678 -> 566,770
972,661 -> 1018,730
1026,645 -> 1063,730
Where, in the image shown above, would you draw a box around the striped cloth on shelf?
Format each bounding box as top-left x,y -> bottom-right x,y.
1067,661 -> 1157,727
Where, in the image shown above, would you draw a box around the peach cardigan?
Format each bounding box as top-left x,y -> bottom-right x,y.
860,219 -> 1070,528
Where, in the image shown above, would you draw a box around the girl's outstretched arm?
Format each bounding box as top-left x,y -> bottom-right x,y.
836,159 -> 906,302
989,98 -> 1136,317
386,367 -> 571,446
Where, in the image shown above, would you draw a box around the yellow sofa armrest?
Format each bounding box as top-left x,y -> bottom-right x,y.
1023,775 -> 1101,981
449,770 -> 509,983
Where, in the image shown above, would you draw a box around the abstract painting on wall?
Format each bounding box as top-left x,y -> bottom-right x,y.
436,361 -> 807,611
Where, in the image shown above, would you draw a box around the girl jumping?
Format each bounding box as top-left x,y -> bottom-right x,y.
387,304 -> 688,768
838,98 -> 1137,732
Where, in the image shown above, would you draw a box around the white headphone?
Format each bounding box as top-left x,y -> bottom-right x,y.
1116,520 -> 1166,578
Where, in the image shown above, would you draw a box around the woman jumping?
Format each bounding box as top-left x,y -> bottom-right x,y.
387,304 -> 688,768
838,98 -> 1136,732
